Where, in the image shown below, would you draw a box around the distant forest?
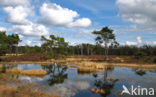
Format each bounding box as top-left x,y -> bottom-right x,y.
0,27 -> 156,59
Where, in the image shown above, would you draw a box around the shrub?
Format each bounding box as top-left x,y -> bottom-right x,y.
135,51 -> 147,59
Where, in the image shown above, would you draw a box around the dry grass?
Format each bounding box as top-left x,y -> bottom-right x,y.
1,53 -> 49,62
73,61 -> 104,73
5,54 -> 23,56
1,55 -> 156,64
6,68 -> 21,74
0,73 -> 19,83
0,65 -> 2,70
0,61 -> 52,65
75,61 -> 104,69
21,69 -> 47,76
65,56 -> 91,62
66,55 -> 156,69
1,55 -> 156,69
65,55 -> 156,64
73,61 -> 156,69
6,68 -> 47,76
0,82 -> 58,97
0,73 -> 57,97
77,66 -> 98,73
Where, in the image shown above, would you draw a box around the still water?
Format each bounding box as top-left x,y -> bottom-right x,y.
4,63 -> 156,97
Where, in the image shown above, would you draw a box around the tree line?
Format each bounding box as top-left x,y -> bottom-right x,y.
0,32 -> 20,55
0,27 -> 156,58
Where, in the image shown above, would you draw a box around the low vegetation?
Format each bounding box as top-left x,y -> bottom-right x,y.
0,71 -> 57,97
0,53 -> 49,62
6,68 -> 46,76
66,55 -> 156,64
21,69 -> 47,76
0,74 -> 57,97
0,84 -> 57,97
78,67 -> 98,73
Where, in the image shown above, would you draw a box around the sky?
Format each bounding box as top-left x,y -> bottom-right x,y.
0,0 -> 156,46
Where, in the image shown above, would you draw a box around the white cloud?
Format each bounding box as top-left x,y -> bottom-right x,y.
153,41 -> 156,45
137,36 -> 142,44
0,26 -> 6,31
126,41 -> 137,46
49,79 -> 90,97
126,36 -> 142,46
0,0 -> 48,46
25,39 -> 41,46
0,1 -> 92,46
78,29 -> 93,34
116,0 -> 156,33
18,34 -> 24,39
114,24 -> 156,33
116,0 -> 156,25
19,38 -> 42,46
38,3 -> 78,26
68,18 -> 92,28
38,3 -> 91,28
1,0 -> 34,25
12,22 -> 50,37
0,0 -> 50,46
0,0 -> 31,7
144,41 -> 156,46
3,6 -> 34,25
26,40 -> 31,45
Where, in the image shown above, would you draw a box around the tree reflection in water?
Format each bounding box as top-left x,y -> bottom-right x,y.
92,66 -> 118,97
42,63 -> 68,86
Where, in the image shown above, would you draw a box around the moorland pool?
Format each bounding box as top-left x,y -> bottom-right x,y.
2,63 -> 156,97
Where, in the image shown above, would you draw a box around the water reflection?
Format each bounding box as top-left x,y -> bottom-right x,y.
42,63 -> 68,86
91,66 -> 118,97
3,64 -> 42,70
1,63 -> 156,97
19,76 -> 43,82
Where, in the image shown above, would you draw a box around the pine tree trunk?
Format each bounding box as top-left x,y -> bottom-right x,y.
104,40 -> 108,61
87,45 -> 90,55
104,66 -> 108,83
80,45 -> 83,55
16,44 -> 18,56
